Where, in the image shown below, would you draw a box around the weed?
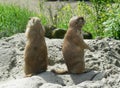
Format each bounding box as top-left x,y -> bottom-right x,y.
0,4 -> 36,38
103,4 -> 120,39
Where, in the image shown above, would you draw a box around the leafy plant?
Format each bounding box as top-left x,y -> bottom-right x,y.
39,1 -> 73,29
90,0 -> 113,37
0,4 -> 36,38
103,4 -> 120,39
56,4 -> 73,29
75,2 -> 96,38
39,0 -> 49,25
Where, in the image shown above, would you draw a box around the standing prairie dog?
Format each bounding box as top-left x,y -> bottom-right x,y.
63,16 -> 92,74
52,16 -> 91,74
24,17 -> 48,77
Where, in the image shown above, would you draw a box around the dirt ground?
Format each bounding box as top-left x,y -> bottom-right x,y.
0,0 -> 77,14
0,0 -> 41,13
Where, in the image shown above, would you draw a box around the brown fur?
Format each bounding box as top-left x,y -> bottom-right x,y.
52,17 -> 91,74
24,17 -> 48,77
52,16 -> 91,74
62,16 -> 91,74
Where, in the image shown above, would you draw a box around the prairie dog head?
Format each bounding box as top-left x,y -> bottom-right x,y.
69,16 -> 85,30
25,17 -> 45,38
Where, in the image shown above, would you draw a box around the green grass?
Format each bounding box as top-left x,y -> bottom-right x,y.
0,4 -> 36,38
0,1 -> 120,39
39,1 -> 120,39
39,1 -> 97,38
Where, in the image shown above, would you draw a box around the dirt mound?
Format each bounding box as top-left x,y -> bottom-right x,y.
0,33 -> 120,88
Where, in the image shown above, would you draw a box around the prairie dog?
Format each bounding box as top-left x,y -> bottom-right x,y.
52,16 -> 91,74
24,17 -> 48,77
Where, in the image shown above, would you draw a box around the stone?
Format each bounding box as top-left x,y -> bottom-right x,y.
0,33 -> 120,88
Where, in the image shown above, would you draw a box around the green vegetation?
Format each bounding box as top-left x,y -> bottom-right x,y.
91,0 -> 120,39
103,3 -> 120,39
0,1 -> 120,39
39,0 -> 120,39
39,1 -> 96,37
0,4 -> 36,38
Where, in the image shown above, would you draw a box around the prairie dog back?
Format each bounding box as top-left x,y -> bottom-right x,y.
24,17 -> 48,77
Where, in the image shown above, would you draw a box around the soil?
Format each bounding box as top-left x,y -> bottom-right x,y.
0,0 -> 78,14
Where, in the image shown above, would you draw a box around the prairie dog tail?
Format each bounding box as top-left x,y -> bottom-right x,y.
51,69 -> 68,74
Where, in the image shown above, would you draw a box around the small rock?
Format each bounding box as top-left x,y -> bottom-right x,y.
40,83 -> 62,88
52,28 -> 66,39
92,72 -> 104,80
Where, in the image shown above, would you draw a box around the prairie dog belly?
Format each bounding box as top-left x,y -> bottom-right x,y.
62,16 -> 87,74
